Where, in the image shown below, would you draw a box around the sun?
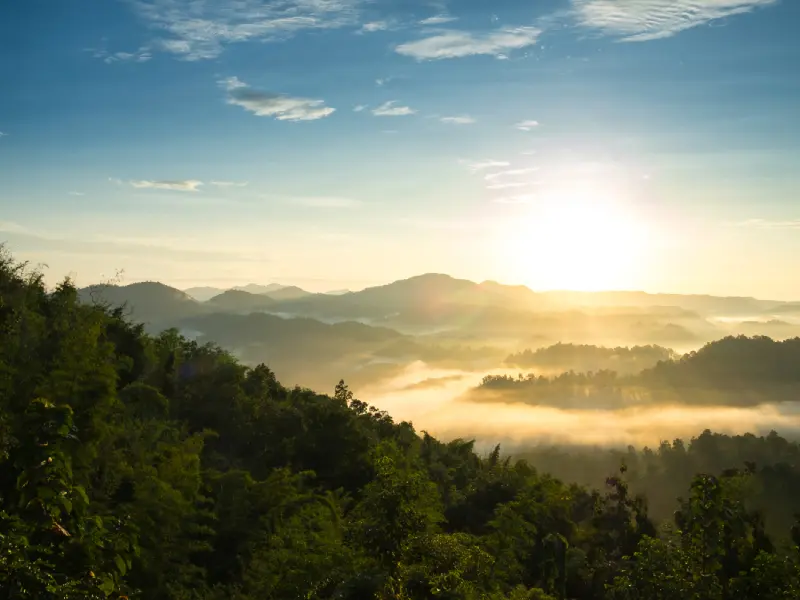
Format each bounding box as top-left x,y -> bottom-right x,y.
502,183 -> 646,291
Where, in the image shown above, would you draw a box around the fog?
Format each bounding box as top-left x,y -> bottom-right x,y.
358,362 -> 800,450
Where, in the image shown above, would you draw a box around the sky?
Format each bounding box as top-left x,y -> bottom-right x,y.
1,0 -> 799,298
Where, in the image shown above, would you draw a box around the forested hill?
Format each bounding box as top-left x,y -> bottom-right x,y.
2,249 -> 800,599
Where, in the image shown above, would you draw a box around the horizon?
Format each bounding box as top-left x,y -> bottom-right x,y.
2,0 -> 800,299
81,269 -> 799,303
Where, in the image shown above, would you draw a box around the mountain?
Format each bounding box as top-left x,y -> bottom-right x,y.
183,286 -> 225,302
540,290 -> 784,316
232,283 -> 286,295
79,282 -> 206,327
263,285 -> 313,301
269,273 -> 547,320
206,290 -> 277,313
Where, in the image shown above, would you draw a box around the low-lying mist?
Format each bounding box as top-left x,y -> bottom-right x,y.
356,361 -> 800,450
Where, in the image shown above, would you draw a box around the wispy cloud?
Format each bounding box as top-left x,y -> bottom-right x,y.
89,46 -> 153,64
486,182 -> 536,190
485,167 -> 540,181
68,191 -> 86,196
0,131 -> 8,137
372,101 -> 416,116
130,179 -> 204,192
572,0 -> 778,42
210,180 -> 248,187
440,115 -> 476,125
419,15 -> 458,25
0,221 -> 30,234
361,20 -> 388,32
515,120 -> 539,131
291,196 -> 362,208
396,26 -> 540,60
493,194 -> 536,204
375,77 -> 393,87
353,104 -> 368,112
732,218 -> 800,230
133,0 -> 364,60
219,76 -> 335,121
459,159 -> 511,172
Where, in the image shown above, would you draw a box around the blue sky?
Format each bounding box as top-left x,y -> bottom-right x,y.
1,0 -> 799,297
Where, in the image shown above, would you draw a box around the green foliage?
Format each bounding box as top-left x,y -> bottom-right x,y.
1,248 -> 800,599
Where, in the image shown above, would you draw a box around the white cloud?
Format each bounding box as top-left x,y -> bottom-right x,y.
485,167 -> 540,181
219,76 -> 247,90
375,77 -> 393,86
396,26 -> 540,60
372,101 -> 416,116
493,194 -> 536,204
0,131 -> 8,137
130,179 -> 204,192
291,196 -> 362,208
219,76 -> 335,121
108,177 -> 124,185
419,15 -> 458,25
91,46 -> 152,64
68,191 -> 85,196
133,0 -> 365,60
459,159 -> 510,172
210,180 -> 249,187
440,115 -> 476,125
572,0 -> 777,42
486,182 -> 534,190
353,104 -> 368,112
0,221 -> 29,234
515,120 -> 539,131
361,20 -> 388,32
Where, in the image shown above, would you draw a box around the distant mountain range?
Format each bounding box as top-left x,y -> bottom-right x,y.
184,283 -> 337,302
77,274 -> 800,390
81,273 -> 795,329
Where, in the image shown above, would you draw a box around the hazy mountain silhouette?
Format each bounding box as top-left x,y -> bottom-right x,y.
81,274 -> 796,352
206,289 -> 278,313
232,283 -> 286,295
183,286 -> 225,302
79,282 -> 206,326
270,273 -> 547,320
540,290 -> 783,316
184,282 -> 313,301
263,285 -> 313,301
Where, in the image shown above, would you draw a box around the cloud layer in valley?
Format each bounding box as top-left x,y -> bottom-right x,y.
359,363 -> 800,449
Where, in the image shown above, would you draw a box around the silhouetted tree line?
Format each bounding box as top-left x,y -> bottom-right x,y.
1,247 -> 799,599
505,344 -> 678,376
481,335 -> 800,408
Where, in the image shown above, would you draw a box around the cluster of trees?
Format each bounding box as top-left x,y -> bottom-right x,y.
516,430 -> 800,536
504,344 -> 678,376
2,248 -> 800,599
641,335 -> 800,389
479,336 -> 800,408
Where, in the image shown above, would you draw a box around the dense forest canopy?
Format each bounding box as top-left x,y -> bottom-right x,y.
2,248 -> 800,599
